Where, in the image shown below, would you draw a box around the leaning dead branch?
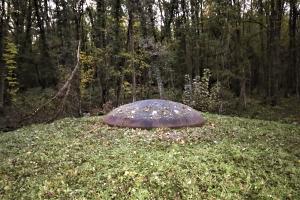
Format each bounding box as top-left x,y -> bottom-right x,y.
22,41 -> 81,124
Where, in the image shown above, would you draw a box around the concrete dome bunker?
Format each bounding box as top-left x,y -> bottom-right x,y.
103,99 -> 205,128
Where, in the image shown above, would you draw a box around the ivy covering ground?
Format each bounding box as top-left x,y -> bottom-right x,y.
0,114 -> 300,199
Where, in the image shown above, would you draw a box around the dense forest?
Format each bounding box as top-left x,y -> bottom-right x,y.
0,0 -> 299,129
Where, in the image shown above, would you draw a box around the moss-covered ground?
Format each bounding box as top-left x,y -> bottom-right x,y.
0,114 -> 300,199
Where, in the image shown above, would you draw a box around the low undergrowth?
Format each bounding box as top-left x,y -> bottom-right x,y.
0,114 -> 300,199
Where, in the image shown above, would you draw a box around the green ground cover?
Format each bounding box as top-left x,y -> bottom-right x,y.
0,114 -> 299,199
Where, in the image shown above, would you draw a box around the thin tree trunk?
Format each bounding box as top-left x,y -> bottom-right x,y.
297,69 -> 299,98
191,0 -> 200,75
268,0 -> 283,105
238,1 -> 247,108
24,0 -> 33,50
240,69 -> 247,108
34,0 -> 51,88
161,0 -> 177,41
0,0 -> 6,114
112,0 -> 122,106
136,0 -> 147,38
34,0 -> 48,52
258,0 -> 266,96
90,0 -> 108,105
148,0 -> 157,42
43,0 -> 51,32
73,0 -> 84,116
288,0 -> 297,96
154,64 -> 164,99
157,0 -> 165,41
95,0 -> 106,48
126,0 -> 136,102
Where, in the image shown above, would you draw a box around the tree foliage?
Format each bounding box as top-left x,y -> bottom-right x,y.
0,0 -> 299,123
3,38 -> 18,102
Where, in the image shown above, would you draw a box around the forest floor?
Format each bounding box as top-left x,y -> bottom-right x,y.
1,87 -> 300,131
226,97 -> 300,124
0,113 -> 300,199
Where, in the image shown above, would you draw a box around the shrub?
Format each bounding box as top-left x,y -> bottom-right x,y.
183,69 -> 221,112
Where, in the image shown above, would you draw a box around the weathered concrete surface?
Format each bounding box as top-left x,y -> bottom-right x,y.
103,99 -> 205,128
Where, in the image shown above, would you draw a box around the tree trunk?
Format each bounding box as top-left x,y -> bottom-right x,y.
126,0 -> 136,102
287,0 -> 297,96
268,0 -> 283,105
161,0 -> 177,41
154,64 -> 164,99
95,0 -> 106,48
89,0 -> 109,105
148,0 -> 158,42
112,0 -> 122,106
24,0 -> 33,51
136,0 -> 147,38
236,0 -> 247,108
34,0 -> 52,88
0,0 -> 6,114
73,0 -> 84,116
258,0 -> 266,96
33,0 -> 49,56
190,0 -> 201,75
43,0 -> 51,32
157,0 -> 165,40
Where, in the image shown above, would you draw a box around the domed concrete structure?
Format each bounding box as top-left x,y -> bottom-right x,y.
103,99 -> 205,128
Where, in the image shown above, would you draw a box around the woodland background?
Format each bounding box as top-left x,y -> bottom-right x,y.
0,0 -> 299,130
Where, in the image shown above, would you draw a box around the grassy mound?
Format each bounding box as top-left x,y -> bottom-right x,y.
0,114 -> 299,199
